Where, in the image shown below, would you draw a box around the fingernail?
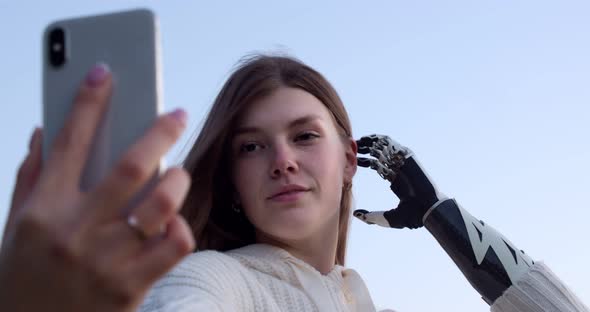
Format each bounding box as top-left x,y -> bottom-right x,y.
170,109 -> 187,125
86,63 -> 110,87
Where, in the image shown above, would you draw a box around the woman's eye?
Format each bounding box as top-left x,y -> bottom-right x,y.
239,142 -> 262,153
295,132 -> 320,142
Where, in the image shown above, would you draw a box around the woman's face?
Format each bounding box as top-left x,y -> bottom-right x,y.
231,87 -> 356,244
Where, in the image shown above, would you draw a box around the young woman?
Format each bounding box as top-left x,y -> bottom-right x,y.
138,55 -> 587,311
139,55 -> 363,311
1,56 -> 587,311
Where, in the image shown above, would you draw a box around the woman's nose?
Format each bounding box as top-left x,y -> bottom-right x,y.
270,143 -> 299,178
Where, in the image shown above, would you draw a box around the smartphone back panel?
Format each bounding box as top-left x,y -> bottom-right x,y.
43,9 -> 162,191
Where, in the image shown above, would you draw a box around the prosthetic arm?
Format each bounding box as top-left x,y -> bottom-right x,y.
353,135 -> 535,305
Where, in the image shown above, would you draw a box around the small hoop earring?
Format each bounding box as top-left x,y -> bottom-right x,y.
232,203 -> 241,213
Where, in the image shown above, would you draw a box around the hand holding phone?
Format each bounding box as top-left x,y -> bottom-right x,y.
0,10 -> 194,312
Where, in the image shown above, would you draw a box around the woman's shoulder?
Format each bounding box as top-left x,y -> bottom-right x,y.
139,250 -> 249,311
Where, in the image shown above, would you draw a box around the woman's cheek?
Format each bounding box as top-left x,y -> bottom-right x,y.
237,158 -> 264,197
312,144 -> 341,176
235,161 -> 254,194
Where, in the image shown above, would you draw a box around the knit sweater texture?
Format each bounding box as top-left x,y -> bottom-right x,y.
139,244 -> 587,311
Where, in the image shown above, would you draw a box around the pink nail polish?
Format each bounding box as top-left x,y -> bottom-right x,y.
170,109 -> 187,124
86,63 -> 110,87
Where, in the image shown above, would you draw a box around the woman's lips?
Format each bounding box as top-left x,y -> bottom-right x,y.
268,190 -> 309,203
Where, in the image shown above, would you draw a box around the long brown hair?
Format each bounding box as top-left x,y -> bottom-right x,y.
180,55 -> 354,265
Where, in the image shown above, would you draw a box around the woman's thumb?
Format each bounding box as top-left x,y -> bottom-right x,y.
353,209 -> 393,227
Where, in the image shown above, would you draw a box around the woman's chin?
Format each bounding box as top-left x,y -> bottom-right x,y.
252,200 -> 338,242
261,213 -> 318,241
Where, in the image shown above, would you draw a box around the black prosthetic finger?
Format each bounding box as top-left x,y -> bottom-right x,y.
378,141 -> 399,158
356,135 -> 380,149
367,148 -> 405,172
353,209 -> 369,218
377,163 -> 397,181
374,135 -> 408,157
373,135 -> 391,148
382,141 -> 396,155
357,157 -> 374,168
357,138 -> 374,154
369,148 -> 387,162
356,135 -> 377,147
358,157 -> 385,171
381,135 -> 396,147
358,157 -> 396,181
366,134 -> 381,141
358,144 -> 372,154
353,209 -> 375,224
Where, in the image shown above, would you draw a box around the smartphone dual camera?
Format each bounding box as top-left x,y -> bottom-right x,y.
47,27 -> 66,68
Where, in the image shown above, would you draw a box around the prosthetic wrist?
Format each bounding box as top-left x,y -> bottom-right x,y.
423,198 -> 534,305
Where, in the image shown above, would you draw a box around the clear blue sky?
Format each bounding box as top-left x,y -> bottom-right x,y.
1,1 -> 589,310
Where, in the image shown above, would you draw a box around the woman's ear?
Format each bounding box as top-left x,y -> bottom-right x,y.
343,137 -> 357,183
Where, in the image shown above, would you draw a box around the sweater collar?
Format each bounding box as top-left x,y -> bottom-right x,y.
228,243 -> 377,311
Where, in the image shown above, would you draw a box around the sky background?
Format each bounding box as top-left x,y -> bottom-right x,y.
1,1 -> 589,310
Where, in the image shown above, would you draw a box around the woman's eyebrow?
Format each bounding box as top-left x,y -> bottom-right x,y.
288,114 -> 323,129
233,114 -> 323,136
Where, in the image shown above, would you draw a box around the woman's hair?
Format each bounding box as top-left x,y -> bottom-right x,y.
180,54 -> 354,265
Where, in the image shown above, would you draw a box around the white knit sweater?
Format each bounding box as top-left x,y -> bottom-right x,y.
139,244 -> 588,312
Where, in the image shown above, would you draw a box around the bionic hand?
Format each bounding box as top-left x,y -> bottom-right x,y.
354,134 -> 534,305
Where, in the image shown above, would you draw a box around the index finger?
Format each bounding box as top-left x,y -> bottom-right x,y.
356,134 -> 380,154
42,63 -> 113,190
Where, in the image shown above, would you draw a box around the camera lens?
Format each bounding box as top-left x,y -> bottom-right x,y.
48,27 -> 66,68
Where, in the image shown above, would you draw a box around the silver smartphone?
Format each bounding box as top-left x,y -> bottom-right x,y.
43,9 -> 164,192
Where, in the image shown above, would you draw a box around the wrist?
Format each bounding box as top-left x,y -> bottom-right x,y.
421,197 -> 451,225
